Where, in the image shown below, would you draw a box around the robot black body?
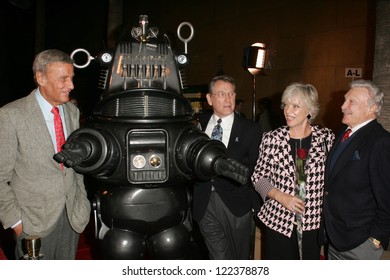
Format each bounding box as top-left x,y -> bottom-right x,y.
54,15 -> 248,259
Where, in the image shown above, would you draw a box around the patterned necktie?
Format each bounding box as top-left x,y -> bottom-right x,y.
51,107 -> 65,169
342,128 -> 352,142
211,118 -> 223,141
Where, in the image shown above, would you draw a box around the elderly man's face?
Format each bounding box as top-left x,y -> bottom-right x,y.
341,87 -> 377,128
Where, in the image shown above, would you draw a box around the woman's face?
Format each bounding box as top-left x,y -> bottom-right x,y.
283,94 -> 310,130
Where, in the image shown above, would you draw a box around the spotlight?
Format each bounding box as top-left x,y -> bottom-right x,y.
243,43 -> 268,121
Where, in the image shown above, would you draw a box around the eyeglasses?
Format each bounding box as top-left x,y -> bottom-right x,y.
211,91 -> 236,98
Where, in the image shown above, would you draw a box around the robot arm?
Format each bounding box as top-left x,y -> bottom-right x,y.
53,128 -> 119,176
175,128 -> 249,185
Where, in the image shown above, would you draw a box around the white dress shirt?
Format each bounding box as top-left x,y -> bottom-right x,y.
205,113 -> 234,147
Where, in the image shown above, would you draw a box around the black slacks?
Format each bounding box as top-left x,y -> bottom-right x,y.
198,191 -> 253,260
261,222 -> 321,260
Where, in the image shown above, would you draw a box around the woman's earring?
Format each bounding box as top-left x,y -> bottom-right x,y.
307,114 -> 311,119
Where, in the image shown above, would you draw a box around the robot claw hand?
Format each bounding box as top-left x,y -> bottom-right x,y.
214,158 -> 249,185
54,142 -> 86,168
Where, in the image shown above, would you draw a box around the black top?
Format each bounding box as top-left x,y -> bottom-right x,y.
289,134 -> 312,161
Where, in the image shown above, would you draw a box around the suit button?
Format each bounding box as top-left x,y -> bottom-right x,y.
324,191 -> 329,196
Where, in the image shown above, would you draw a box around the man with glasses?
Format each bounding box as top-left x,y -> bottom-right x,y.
192,75 -> 263,259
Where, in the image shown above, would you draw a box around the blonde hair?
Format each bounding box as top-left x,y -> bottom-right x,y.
281,82 -> 320,122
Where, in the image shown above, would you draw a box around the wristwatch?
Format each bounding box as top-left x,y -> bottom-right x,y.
369,237 -> 381,249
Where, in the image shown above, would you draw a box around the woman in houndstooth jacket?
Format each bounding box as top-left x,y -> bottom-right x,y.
251,83 -> 334,259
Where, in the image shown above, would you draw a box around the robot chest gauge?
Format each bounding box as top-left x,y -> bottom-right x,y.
128,129 -> 167,184
132,155 -> 146,169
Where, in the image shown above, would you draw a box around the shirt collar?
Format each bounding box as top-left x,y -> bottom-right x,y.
35,89 -> 62,119
348,118 -> 376,135
212,113 -> 234,126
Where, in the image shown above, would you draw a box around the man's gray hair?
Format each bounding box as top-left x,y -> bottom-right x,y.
350,79 -> 384,116
32,49 -> 73,84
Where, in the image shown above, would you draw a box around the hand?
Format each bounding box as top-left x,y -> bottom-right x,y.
274,191 -> 305,214
213,158 -> 249,185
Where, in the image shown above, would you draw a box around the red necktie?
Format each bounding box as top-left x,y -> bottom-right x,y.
342,128 -> 352,142
51,107 -> 65,169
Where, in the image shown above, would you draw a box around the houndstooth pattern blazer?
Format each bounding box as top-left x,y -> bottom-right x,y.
251,125 -> 334,237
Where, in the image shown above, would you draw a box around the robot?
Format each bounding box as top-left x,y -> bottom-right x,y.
54,15 -> 249,259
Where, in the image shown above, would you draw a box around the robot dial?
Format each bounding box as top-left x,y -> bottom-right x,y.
101,53 -> 112,63
177,54 -> 188,65
132,155 -> 146,169
149,155 -> 161,168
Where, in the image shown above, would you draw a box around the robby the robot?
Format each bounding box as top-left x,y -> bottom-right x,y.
54,15 -> 248,259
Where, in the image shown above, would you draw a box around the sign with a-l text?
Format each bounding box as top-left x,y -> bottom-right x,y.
345,68 -> 362,78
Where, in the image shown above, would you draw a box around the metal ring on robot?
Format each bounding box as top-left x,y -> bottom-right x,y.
177,22 -> 194,43
177,22 -> 194,54
70,48 -> 94,69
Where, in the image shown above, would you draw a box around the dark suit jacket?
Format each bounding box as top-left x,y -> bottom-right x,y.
192,112 -> 263,221
323,120 -> 390,251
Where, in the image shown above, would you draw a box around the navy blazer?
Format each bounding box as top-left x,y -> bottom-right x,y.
323,120 -> 390,251
192,113 -> 263,221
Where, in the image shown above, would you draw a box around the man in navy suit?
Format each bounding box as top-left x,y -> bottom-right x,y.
192,75 -> 263,259
323,79 -> 390,259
